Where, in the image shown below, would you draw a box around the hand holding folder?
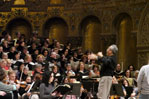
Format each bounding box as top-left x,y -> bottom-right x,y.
52,84 -> 72,95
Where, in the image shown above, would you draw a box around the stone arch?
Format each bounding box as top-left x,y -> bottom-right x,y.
43,17 -> 68,44
79,15 -> 102,52
113,13 -> 137,70
6,17 -> 32,39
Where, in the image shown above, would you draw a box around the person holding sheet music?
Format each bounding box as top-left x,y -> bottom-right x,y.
90,44 -> 118,99
39,71 -> 62,99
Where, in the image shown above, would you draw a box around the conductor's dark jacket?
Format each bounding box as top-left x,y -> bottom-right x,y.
98,55 -> 117,77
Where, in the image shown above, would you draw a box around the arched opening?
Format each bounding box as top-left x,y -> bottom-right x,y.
50,0 -> 61,4
43,17 -> 68,44
80,15 -> 102,53
6,18 -> 32,39
14,0 -> 25,5
113,13 -> 137,70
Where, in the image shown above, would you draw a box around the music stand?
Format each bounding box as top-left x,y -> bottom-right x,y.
64,83 -> 81,98
82,80 -> 98,93
110,84 -> 124,96
52,84 -> 72,95
125,86 -> 133,98
81,80 -> 99,99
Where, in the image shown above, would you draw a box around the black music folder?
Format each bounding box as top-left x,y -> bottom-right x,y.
66,83 -> 81,97
110,84 -> 124,96
52,84 -> 72,95
125,86 -> 133,98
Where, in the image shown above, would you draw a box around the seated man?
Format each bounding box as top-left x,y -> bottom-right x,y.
114,64 -> 124,79
0,69 -> 20,99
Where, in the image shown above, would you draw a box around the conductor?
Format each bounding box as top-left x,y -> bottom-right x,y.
90,44 -> 118,99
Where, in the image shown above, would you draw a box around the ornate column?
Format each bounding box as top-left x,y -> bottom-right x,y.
137,2 -> 149,68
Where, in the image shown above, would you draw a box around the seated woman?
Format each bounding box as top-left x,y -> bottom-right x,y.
21,74 -> 42,99
65,63 -> 75,76
89,64 -> 100,77
39,71 -> 62,99
16,62 -> 25,80
32,64 -> 43,77
19,76 -> 32,96
121,78 -> 133,99
76,62 -> 88,76
0,68 -> 20,99
124,69 -> 134,86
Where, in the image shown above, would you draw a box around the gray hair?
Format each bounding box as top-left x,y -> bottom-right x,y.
108,44 -> 118,54
35,64 -> 42,68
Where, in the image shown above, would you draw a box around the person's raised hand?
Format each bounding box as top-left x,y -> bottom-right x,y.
89,54 -> 98,60
97,52 -> 103,58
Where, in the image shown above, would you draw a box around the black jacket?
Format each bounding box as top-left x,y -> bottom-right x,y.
98,55 -> 117,77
